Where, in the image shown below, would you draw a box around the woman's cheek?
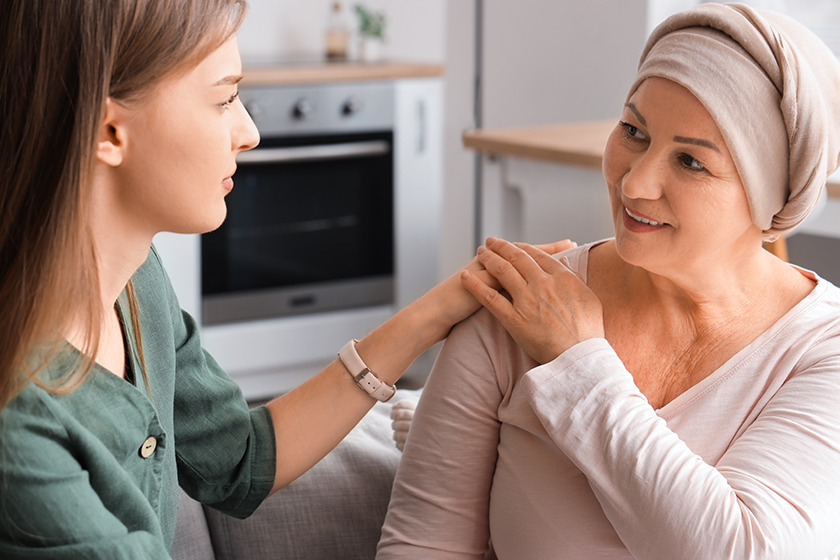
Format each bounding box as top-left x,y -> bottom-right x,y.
602,131 -> 627,196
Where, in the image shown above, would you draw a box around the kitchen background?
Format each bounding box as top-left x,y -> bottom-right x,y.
237,0 -> 840,277
156,0 -> 840,399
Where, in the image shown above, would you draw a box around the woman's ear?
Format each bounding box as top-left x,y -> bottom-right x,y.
96,98 -> 127,167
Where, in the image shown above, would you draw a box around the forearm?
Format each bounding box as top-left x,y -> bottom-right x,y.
266,293 -> 455,493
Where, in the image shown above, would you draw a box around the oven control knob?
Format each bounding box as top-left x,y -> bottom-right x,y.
292,99 -> 314,120
342,97 -> 363,116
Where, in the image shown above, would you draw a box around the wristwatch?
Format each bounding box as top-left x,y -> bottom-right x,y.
338,339 -> 397,402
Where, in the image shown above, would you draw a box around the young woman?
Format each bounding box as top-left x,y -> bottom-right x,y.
0,1 -> 573,557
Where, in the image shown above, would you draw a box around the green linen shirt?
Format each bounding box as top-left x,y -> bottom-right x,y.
0,247 -> 277,558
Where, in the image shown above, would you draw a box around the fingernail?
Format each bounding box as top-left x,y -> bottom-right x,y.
477,246 -> 486,255
485,236 -> 497,246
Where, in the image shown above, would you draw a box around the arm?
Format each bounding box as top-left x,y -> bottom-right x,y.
266,239 -> 575,492
377,309 -> 506,559
523,340 -> 840,559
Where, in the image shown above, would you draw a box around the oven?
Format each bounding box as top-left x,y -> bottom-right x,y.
152,77 -> 443,400
202,82 -> 395,324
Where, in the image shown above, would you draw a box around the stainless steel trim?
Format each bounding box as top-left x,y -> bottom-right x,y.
202,275 -> 394,325
236,140 -> 390,165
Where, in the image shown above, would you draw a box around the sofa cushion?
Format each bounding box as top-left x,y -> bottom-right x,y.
201,392 -> 417,560
172,486 -> 216,560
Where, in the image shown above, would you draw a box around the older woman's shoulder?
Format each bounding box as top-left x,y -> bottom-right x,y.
549,238 -> 614,282
779,268 -> 840,349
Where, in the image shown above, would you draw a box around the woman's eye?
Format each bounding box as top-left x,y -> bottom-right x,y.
221,90 -> 239,109
679,153 -> 705,171
620,121 -> 647,141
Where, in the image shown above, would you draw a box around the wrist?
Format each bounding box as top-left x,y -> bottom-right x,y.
338,339 -> 397,402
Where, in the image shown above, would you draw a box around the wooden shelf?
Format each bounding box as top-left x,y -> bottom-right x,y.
242,62 -> 444,86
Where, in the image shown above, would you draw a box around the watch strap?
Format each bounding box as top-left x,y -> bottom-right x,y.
338,339 -> 396,402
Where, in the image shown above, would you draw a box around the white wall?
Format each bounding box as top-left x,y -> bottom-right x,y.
648,0 -> 840,51
237,0 -> 446,63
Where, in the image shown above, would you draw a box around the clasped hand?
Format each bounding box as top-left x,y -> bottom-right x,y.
461,237 -> 605,364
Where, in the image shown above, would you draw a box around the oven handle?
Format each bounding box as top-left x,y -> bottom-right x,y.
235,140 -> 390,164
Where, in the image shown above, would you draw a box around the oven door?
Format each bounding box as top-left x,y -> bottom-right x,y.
201,130 -> 394,325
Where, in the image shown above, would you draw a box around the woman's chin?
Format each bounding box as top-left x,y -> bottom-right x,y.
166,207 -> 228,236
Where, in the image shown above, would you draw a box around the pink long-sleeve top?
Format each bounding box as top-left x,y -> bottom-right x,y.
377,242 -> 840,560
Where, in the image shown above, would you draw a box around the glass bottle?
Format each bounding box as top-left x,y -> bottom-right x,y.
325,2 -> 349,61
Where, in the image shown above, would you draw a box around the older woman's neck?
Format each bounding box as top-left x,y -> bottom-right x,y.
629,242 -> 804,324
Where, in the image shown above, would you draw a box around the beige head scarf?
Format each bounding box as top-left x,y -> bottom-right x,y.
628,3 -> 840,240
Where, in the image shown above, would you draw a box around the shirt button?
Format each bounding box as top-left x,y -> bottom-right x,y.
140,436 -> 157,458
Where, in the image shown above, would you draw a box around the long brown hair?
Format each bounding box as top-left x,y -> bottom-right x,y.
0,0 -> 247,409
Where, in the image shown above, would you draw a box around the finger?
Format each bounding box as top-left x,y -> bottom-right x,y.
483,237 -> 544,282
391,420 -> 412,432
515,243 -> 588,287
533,238 -> 577,255
460,268 -> 515,321
391,399 -> 417,412
512,242 -> 567,274
460,255 -> 501,291
390,408 -> 415,422
476,244 -> 531,297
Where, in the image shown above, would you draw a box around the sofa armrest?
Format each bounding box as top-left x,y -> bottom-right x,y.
200,391 -> 418,560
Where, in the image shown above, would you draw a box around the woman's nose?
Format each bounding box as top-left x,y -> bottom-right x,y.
620,150 -> 665,201
233,100 -> 260,153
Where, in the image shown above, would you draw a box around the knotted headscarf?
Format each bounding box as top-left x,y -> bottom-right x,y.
628,3 -> 840,240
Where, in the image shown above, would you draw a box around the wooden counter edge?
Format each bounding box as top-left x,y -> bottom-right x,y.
242,62 -> 444,86
462,120 -> 616,170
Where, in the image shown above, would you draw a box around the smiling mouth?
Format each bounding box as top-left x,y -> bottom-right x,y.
625,207 -> 666,226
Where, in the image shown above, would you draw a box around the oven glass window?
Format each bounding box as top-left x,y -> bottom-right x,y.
201,131 -> 394,324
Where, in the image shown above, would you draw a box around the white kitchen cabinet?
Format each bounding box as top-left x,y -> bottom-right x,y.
479,154 -> 613,246
393,78 -> 443,307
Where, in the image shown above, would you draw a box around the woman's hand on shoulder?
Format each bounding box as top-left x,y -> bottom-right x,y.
416,238 -> 578,344
460,237 -> 604,364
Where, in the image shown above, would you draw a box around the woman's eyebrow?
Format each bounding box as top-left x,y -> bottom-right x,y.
674,136 -> 721,153
625,102 -> 647,127
214,74 -> 243,86
625,101 -> 721,152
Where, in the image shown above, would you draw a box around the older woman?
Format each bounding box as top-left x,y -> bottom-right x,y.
377,4 -> 840,559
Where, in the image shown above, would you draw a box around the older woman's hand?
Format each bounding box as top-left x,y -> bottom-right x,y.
409,239 -> 579,347
461,237 -> 604,364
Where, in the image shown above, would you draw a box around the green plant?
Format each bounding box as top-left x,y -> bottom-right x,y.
355,5 -> 386,40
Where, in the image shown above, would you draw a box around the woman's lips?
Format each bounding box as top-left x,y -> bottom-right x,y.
622,206 -> 667,232
222,176 -> 234,191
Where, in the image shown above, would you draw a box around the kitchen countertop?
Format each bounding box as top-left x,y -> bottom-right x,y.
241,61 -> 444,86
463,120 -> 840,199
462,120 -> 615,169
